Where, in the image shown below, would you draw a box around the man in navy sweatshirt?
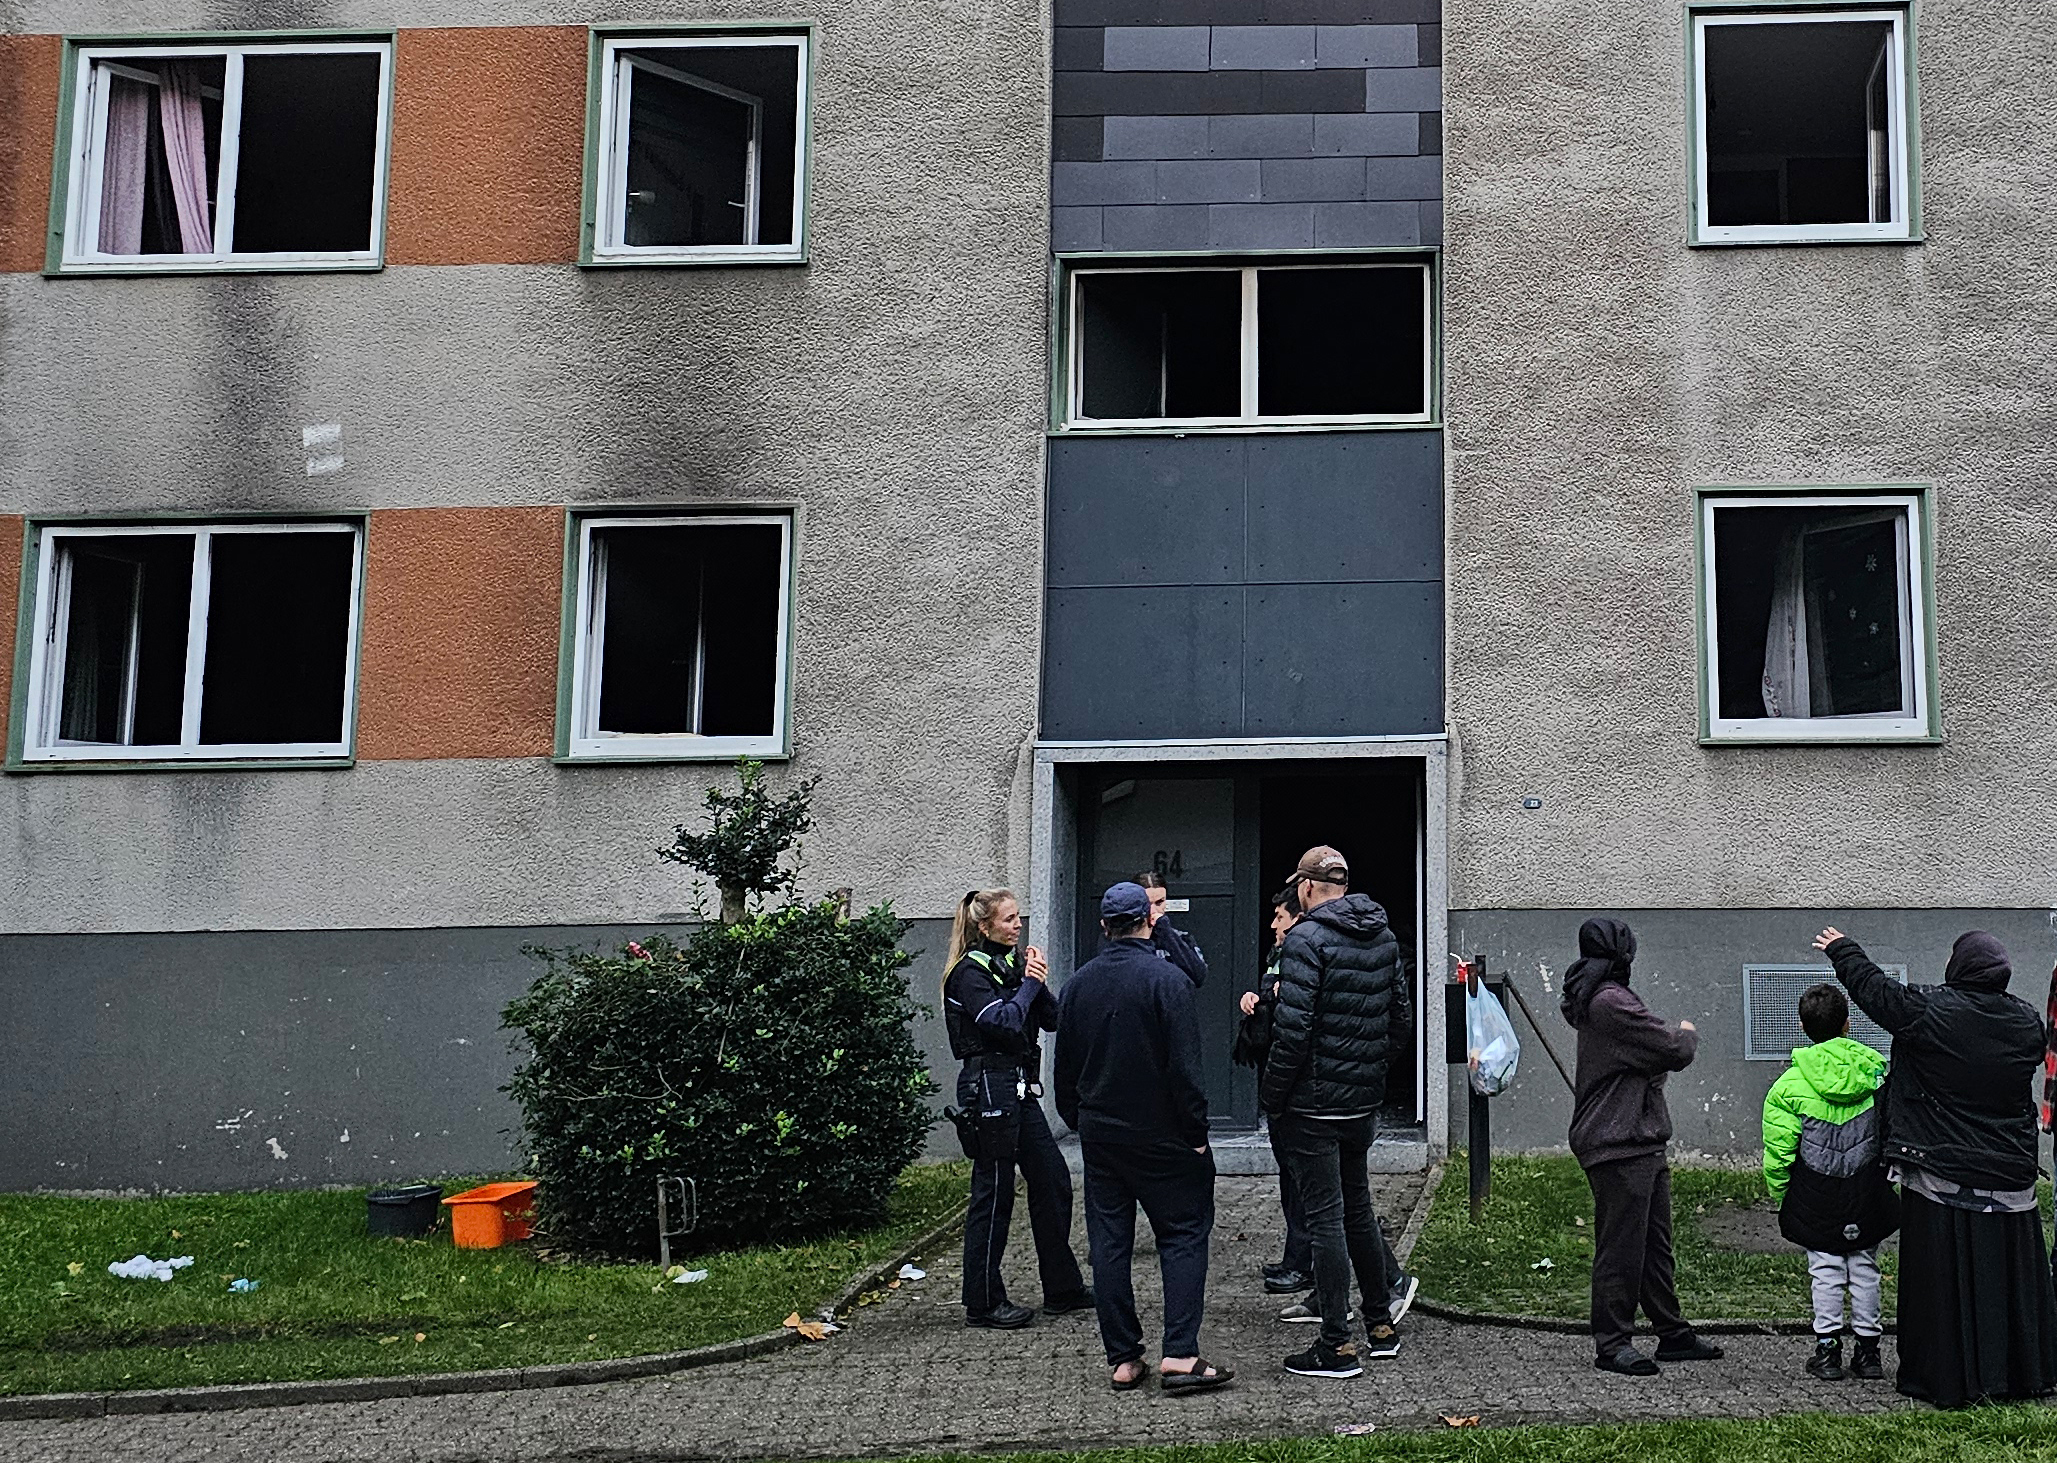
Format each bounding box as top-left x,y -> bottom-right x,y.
1056,882 -> 1232,1394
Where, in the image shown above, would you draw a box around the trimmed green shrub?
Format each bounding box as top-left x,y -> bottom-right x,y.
504,903 -> 936,1256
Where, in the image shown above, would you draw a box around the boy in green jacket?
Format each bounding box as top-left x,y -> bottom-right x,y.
1762,984 -> 1899,1383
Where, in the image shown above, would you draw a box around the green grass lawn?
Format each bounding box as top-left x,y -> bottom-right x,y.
896,1409 -> 2057,1463
1408,1155 -> 1900,1321
0,1161 -> 966,1397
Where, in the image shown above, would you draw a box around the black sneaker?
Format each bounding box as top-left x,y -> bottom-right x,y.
1387,1272 -> 1420,1325
1277,1299 -> 1352,1324
1850,1336 -> 1884,1380
966,1301 -> 1036,1330
1594,1347 -> 1660,1376
1264,1269 -> 1313,1295
1042,1288 -> 1096,1316
1362,1323 -> 1402,1359
1262,1262 -> 1290,1281
1807,1335 -> 1844,1380
1284,1340 -> 1363,1379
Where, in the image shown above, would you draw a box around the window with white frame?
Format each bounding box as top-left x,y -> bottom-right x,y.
23,522 -> 362,762
1065,261 -> 1431,428
567,516 -> 792,758
1701,492 -> 1934,742
592,34 -> 809,262
60,40 -> 392,269
1692,8 -> 1912,244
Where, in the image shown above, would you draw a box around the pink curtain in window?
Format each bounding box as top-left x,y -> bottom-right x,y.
156,61 -> 213,254
96,74 -> 151,254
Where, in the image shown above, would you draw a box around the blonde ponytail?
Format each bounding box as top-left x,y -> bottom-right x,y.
945,888 -> 1016,993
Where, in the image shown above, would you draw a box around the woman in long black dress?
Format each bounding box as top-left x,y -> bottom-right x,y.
1818,926 -> 2057,1407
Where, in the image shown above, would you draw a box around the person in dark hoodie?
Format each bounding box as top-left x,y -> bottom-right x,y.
1260,846 -> 1410,1379
1561,917 -> 1724,1376
1057,882 -> 1233,1395
1817,926 -> 2057,1407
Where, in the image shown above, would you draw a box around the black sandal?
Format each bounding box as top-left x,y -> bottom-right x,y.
1110,1361 -> 1150,1391
1159,1359 -> 1234,1394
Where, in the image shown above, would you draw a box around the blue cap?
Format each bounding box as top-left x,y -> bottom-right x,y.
1099,881 -> 1152,922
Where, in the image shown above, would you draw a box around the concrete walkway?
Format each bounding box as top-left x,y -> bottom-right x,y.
0,1173 -> 1921,1463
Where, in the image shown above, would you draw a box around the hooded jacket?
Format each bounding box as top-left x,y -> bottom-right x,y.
1826,932 -> 2043,1192
1762,1037 -> 1900,1253
1562,919 -> 1697,1168
1259,893 -> 1404,1119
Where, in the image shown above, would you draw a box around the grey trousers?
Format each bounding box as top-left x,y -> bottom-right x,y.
1808,1247 -> 1883,1338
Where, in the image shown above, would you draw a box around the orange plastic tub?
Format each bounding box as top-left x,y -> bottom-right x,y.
442,1181 -> 538,1249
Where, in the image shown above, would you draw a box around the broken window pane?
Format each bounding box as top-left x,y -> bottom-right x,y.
232,51 -> 382,254
1076,271 -> 1241,420
56,536 -> 192,745
1258,266 -> 1425,417
619,44 -> 800,248
1703,18 -> 1896,228
198,533 -> 354,745
593,524 -> 784,739
1711,505 -> 1912,722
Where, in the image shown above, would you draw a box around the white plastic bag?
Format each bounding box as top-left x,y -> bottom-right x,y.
1465,981 -> 1521,1096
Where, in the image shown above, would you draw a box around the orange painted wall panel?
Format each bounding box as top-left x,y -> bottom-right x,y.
0,35 -> 62,273
357,507 -> 564,761
0,516 -> 24,748
385,26 -> 589,266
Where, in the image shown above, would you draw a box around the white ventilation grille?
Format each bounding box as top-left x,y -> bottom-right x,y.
1742,964 -> 1906,1062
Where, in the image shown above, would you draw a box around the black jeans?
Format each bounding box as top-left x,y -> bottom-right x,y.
1081,1138 -> 1215,1364
959,1072 -> 1084,1315
1585,1152 -> 1688,1357
1271,1111 -> 1391,1348
1268,1120 -> 1313,1275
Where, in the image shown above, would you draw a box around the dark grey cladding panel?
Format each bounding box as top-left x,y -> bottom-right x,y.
1245,431 -> 1442,582
1058,69 -> 1366,116
1244,580 -> 1442,735
1048,436 -> 1247,587
1056,0 -> 1431,22
1044,586 -> 1245,738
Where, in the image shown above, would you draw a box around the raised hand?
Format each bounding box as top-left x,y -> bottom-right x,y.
1023,945 -> 1049,983
1813,927 -> 1845,952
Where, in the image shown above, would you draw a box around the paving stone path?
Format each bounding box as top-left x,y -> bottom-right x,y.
0,1172 -> 1929,1463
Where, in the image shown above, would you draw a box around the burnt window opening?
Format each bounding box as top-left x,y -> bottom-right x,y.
603,38 -> 806,254
1070,262 -> 1431,425
39,526 -> 359,759
1709,503 -> 1920,726
73,44 -> 387,264
1699,13 -> 1903,232
584,522 -> 787,745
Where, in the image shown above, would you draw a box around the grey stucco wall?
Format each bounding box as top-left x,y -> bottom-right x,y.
1449,908 -> 2057,1158
1441,0 -> 2057,911
1053,0 -> 1440,252
0,917 -> 959,1191
0,0 -> 1053,931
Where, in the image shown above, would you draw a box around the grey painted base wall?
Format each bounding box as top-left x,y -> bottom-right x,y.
0,917 -> 958,1193
1448,908 -> 2057,1160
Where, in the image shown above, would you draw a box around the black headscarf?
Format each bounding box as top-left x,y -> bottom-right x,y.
1561,917 -> 1638,1028
1943,930 -> 2012,992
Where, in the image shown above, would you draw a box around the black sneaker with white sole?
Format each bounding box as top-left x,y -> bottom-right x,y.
1283,1340 -> 1363,1379
1361,1323 -> 1402,1359
1277,1299 -> 1352,1324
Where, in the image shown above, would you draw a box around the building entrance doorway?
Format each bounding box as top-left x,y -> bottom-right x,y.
1071,760 -> 1424,1131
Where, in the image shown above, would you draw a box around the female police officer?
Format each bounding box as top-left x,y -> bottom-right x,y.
944,887 -> 1093,1328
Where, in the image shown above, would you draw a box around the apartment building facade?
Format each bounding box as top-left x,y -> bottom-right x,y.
0,2 -> 1052,1190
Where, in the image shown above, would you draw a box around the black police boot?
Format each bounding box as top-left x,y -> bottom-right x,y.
1043,1287 -> 1096,1316
1263,1269 -> 1313,1295
967,1300 -> 1036,1330
1806,1335 -> 1845,1381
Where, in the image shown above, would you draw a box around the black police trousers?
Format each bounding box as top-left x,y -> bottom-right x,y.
959,1067 -> 1084,1316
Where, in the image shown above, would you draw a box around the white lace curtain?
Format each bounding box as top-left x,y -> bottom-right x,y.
1759,508 -> 1901,719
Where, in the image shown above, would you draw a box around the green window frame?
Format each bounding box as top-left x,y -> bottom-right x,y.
552,506 -> 799,764
44,29 -> 397,276
7,512 -> 369,772
577,23 -> 815,269
1685,1 -> 1923,247
1694,483 -> 1941,745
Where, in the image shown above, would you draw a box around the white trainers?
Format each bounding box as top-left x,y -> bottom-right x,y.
1387,1272 -> 1419,1325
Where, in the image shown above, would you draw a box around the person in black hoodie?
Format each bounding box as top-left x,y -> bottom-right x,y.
1057,882 -> 1232,1394
1817,926 -> 2057,1407
1561,917 -> 1724,1376
1260,846 -> 1410,1379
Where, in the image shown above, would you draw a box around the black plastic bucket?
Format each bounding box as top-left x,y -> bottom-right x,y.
367,1183 -> 444,1238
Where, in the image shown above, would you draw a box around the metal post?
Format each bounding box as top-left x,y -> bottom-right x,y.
1468,1076 -> 1491,1222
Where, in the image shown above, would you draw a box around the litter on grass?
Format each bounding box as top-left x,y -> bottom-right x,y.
672,1269 -> 708,1284
228,1278 -> 260,1293
108,1255 -> 194,1282
1530,1257 -> 1554,1271
897,1264 -> 926,1281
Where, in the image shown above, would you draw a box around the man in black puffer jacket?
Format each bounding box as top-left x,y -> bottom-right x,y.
1260,846 -> 1409,1378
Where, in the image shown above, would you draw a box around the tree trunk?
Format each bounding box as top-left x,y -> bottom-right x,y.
720,886 -> 748,926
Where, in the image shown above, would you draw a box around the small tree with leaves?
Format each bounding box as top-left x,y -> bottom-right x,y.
660,760 -> 818,924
